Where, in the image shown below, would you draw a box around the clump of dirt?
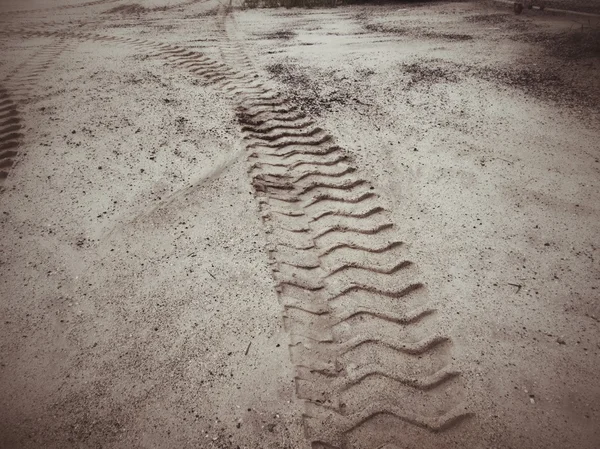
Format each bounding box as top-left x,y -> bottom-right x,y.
263,30 -> 297,40
357,67 -> 376,77
104,4 -> 148,14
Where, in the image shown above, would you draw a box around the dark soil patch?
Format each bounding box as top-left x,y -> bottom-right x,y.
104,4 -> 149,14
547,29 -> 600,59
365,23 -> 409,34
402,61 -> 461,86
399,58 -> 597,111
187,7 -> 219,17
427,31 -> 473,41
542,0 -> 600,14
365,23 -> 473,40
263,30 -> 297,40
266,62 -> 351,115
464,13 -> 511,24
266,62 -> 312,87
513,28 -> 600,59
476,66 -> 566,93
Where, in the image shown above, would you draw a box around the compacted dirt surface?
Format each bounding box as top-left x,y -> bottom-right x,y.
0,1 -> 599,448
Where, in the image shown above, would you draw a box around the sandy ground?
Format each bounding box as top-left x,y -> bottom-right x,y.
0,1 -> 599,448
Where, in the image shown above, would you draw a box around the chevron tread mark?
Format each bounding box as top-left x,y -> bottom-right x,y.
203,9 -> 472,449
0,21 -> 471,448
0,88 -> 20,189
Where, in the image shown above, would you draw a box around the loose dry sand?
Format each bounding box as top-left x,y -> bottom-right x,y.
0,1 -> 599,448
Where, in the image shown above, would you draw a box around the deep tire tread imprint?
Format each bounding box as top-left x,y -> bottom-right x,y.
1,16 -> 471,447
213,11 -> 470,449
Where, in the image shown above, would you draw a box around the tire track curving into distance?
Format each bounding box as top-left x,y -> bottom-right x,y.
215,10 -> 472,449
0,0 -> 120,18
1,21 -> 472,447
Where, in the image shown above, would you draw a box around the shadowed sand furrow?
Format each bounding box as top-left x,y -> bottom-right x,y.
245,126 -> 324,142
250,144 -> 341,160
240,104 -> 298,118
304,401 -> 470,440
299,365 -> 459,397
250,153 -> 349,172
338,333 -> 449,357
246,129 -> 331,148
319,240 -> 403,257
258,165 -> 355,184
242,118 -> 315,134
328,282 -> 424,302
325,260 -> 412,277
311,204 -> 386,222
0,133 -> 23,143
333,304 -> 434,325
304,189 -> 376,208
313,222 -> 394,240
0,124 -> 22,135
239,111 -> 307,126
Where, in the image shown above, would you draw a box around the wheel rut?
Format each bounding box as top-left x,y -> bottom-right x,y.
215,10 -> 471,449
1,16 -> 472,447
0,38 -> 71,190
0,87 -> 21,187
0,0 -> 120,17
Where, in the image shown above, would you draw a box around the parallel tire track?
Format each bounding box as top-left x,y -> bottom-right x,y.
0,87 -> 20,188
1,22 -> 472,447
0,38 -> 71,189
0,0 -> 120,17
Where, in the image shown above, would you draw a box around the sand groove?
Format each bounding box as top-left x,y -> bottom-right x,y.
214,11 -> 469,448
0,18 -> 470,447
0,89 -> 19,186
0,38 -> 71,189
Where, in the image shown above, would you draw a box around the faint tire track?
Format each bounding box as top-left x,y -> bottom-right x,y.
0,0 -> 120,17
0,38 -> 72,190
0,87 -> 21,188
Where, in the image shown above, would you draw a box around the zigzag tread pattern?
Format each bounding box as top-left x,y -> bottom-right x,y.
0,87 -> 20,186
0,38 -> 72,190
216,9 -> 471,449
0,19 -> 471,448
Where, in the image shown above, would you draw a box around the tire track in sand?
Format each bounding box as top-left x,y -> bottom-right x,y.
0,25 -> 472,448
0,38 -> 71,190
0,0 -> 120,18
212,10 -> 472,448
0,87 -> 20,187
